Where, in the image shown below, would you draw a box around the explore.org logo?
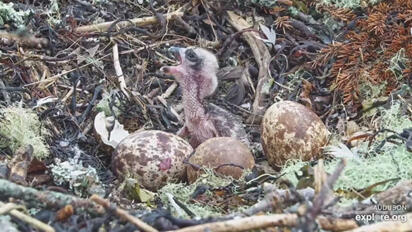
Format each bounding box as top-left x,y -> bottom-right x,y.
354,204 -> 408,223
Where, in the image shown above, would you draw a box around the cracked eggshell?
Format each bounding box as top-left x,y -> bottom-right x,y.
186,137 -> 255,183
261,101 -> 329,169
112,130 -> 193,191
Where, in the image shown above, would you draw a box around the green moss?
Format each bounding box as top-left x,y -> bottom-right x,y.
0,106 -> 49,159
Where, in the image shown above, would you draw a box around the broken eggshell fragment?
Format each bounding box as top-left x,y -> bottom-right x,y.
112,130 -> 193,191
94,112 -> 129,148
261,101 -> 329,169
186,137 -> 255,183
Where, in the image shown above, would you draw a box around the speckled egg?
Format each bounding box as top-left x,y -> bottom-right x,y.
186,137 -> 255,183
112,130 -> 193,191
261,101 -> 329,169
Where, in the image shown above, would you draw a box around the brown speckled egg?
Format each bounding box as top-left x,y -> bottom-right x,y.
186,137 -> 255,183
112,130 -> 193,191
261,101 -> 329,169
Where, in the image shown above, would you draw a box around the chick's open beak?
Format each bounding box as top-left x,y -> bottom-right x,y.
160,46 -> 183,74
168,46 -> 182,62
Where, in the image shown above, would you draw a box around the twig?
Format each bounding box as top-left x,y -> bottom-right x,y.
200,0 -> 218,43
175,16 -> 196,35
170,214 -> 298,232
0,31 -> 48,48
0,179 -> 103,215
74,10 -> 183,33
8,145 -> 33,186
90,195 -> 158,232
0,202 -> 55,232
226,11 -> 271,123
316,216 -> 358,231
171,213 -> 357,232
0,202 -> 23,215
243,186 -> 315,216
305,159 -> 347,230
112,42 -> 129,99
119,39 -> 185,55
326,180 -> 412,219
216,28 -> 262,57
166,193 -> 186,218
314,159 -> 328,194
24,53 -> 112,87
62,81 -> 81,102
149,0 -> 167,38
160,81 -> 178,99
0,78 -> 10,104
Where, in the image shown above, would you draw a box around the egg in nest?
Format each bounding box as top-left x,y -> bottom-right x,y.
186,137 -> 255,183
112,130 -> 193,191
261,101 -> 329,169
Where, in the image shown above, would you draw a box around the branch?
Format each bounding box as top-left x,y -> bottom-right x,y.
112,42 -> 129,99
170,214 -> 298,232
74,10 -> 183,33
90,195 -> 158,232
0,179 -> 103,215
0,202 -> 55,232
0,31 -> 48,48
226,11 -> 271,123
243,186 -> 315,216
169,214 -> 357,232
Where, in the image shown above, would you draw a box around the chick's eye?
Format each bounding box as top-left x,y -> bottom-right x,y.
185,49 -> 198,62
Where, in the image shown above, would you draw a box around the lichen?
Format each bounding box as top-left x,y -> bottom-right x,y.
0,216 -> 18,232
157,169 -> 237,218
388,48 -> 408,81
379,101 -> 411,131
276,70 -> 310,99
250,0 -> 278,8
279,159 -> 310,186
46,0 -> 61,26
318,0 -> 382,9
96,92 -> 121,117
326,143 -> 411,192
50,150 -> 105,197
281,100 -> 412,195
0,106 -> 50,160
319,14 -> 346,32
358,72 -> 387,100
0,2 -> 31,29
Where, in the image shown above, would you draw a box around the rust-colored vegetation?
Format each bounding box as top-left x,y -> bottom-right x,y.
314,0 -> 412,106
